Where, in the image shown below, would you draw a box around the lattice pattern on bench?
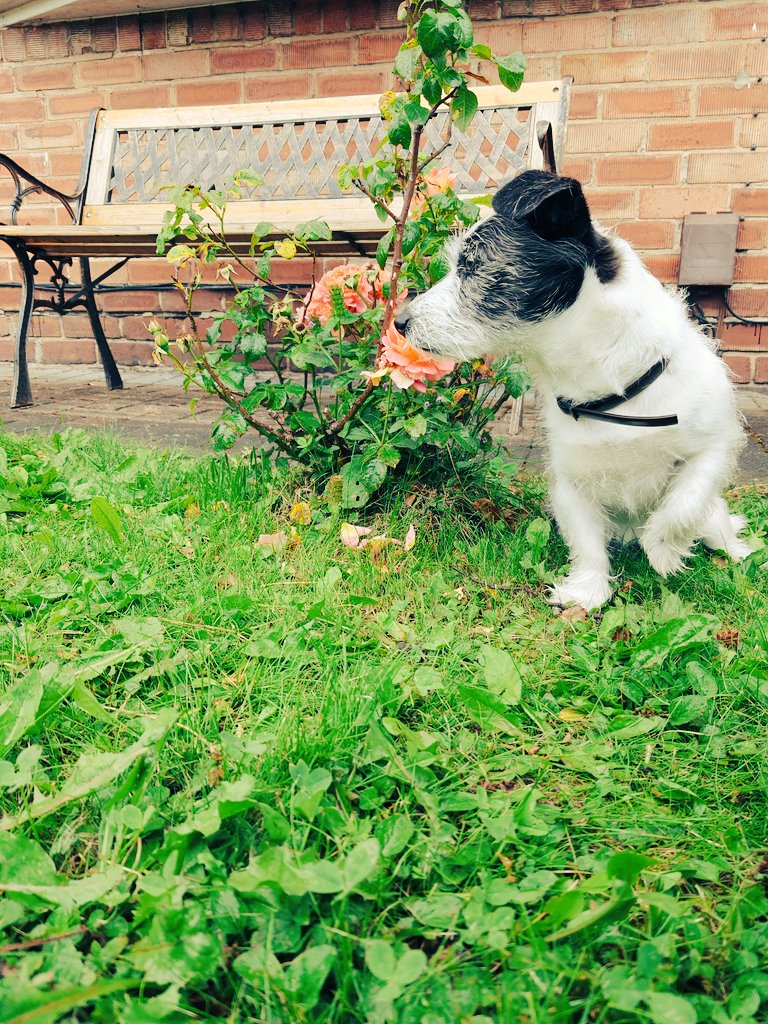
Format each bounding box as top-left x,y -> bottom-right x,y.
106,108 -> 531,204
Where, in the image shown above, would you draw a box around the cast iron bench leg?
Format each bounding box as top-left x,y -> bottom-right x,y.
10,244 -> 34,409
80,258 -> 123,392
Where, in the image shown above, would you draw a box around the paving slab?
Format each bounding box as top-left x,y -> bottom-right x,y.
1,363 -> 766,484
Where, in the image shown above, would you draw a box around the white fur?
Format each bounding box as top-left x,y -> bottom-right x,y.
408,230 -> 749,610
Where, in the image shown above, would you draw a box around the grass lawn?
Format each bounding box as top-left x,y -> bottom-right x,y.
1,426 -> 768,1024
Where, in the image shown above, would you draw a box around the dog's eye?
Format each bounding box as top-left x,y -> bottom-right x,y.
458,248 -> 478,276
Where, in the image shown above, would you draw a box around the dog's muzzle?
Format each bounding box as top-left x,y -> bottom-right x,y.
393,308 -> 412,336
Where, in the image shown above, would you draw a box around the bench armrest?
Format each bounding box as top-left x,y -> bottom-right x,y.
0,152 -> 81,226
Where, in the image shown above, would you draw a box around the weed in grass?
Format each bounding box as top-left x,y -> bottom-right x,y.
0,429 -> 767,1023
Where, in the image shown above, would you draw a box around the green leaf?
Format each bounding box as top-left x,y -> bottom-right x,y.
401,219 -> 421,256
376,226 -> 396,269
388,114 -> 412,149
284,945 -> 336,1011
478,644 -> 522,704
451,86 -> 479,132
366,939 -> 397,981
0,662 -> 55,755
394,42 -> 423,83
496,51 -> 527,92
3,980 -> 133,1024
646,992 -> 697,1024
471,43 -> 493,60
417,10 -> 453,57
239,333 -> 268,359
361,457 -> 388,492
607,851 -> 654,884
90,495 -> 123,545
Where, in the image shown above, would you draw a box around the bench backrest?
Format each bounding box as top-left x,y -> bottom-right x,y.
78,80 -> 570,233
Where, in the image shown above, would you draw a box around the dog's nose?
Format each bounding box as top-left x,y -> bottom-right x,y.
394,307 -> 412,335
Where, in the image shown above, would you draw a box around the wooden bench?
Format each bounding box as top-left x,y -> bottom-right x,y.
0,79 -> 570,408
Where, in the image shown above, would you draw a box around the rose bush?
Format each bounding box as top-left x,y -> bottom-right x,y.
151,0 -> 529,508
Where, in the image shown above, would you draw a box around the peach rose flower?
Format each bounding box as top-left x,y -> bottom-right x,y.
412,166 -> 459,215
361,322 -> 455,393
297,264 -> 375,326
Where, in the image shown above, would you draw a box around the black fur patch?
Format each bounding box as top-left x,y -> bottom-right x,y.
470,170 -> 621,314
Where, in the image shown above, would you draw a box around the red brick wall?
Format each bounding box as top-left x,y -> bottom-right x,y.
1,0 -> 767,381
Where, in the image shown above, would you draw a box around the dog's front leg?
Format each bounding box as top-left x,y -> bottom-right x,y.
640,449 -> 742,576
547,477 -> 613,611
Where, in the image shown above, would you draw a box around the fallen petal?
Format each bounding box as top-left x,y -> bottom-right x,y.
256,531 -> 288,553
341,523 -> 373,548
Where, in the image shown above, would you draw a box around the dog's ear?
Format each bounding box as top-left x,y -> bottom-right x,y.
493,171 -> 593,244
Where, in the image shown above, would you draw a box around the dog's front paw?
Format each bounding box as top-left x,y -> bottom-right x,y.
642,536 -> 690,577
547,571 -> 613,612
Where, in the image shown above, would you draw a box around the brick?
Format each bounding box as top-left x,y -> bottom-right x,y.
568,88 -> 599,118
469,0 -> 500,19
1,95 -> 45,120
740,116 -> 768,150
111,340 -> 156,365
698,83 -> 768,116
378,1 -> 403,28
649,45 -> 747,82
613,219 -> 676,249
245,73 -> 313,101
143,49 -> 210,80
176,78 -> 243,106
561,156 -> 593,182
562,50 -> 647,84
718,321 -> 763,350
48,151 -> 88,176
1,27 -> 26,61
649,121 -> 734,151
99,292 -> 162,312
210,46 -> 278,74
639,185 -> 732,219
612,7 -> 706,47
733,188 -> 768,216
605,86 -> 691,119
67,21 -> 94,56
728,287 -> 768,317
500,0 -> 530,13
215,8 -> 241,41
140,13 -> 167,50
15,64 -> 75,92
735,253 -> 768,283
189,7 -> 215,43
357,31 -> 402,64
77,55 -> 142,87
19,121 -> 81,149
737,220 -> 768,251
167,12 -> 189,47
568,120 -> 647,153
92,22 -> 117,53
350,0 -> 377,30
0,70 -> 13,92
295,0 -> 322,34
722,353 -> 753,381
474,23 -> 524,53
642,252 -> 680,282
39,339 -> 98,363
709,4 -> 768,40
25,25 -> 68,60
597,0 -> 631,9
563,0 -> 595,11
117,16 -> 141,51
595,155 -> 679,186
323,0 -> 349,33
687,152 -> 767,185
0,128 -> 18,150
316,68 -> 387,96
111,84 -> 172,108
267,1 -> 293,36
242,7 -> 268,40
285,37 -> 354,68
523,15 -> 609,53
584,187 -> 636,218
754,356 -> 768,383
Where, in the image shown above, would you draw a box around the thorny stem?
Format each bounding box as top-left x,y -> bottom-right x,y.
181,284 -> 299,456
326,87 -> 456,442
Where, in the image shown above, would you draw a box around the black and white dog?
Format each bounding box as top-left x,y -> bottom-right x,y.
395,170 -> 750,610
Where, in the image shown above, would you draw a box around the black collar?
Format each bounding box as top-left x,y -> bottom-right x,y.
556,358 -> 679,428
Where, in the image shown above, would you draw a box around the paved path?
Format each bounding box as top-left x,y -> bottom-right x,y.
1,363 -> 767,483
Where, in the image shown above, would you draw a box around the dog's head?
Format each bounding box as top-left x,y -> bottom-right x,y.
395,170 -> 620,360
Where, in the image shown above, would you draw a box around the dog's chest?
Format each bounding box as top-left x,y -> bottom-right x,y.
553,433 -> 682,511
